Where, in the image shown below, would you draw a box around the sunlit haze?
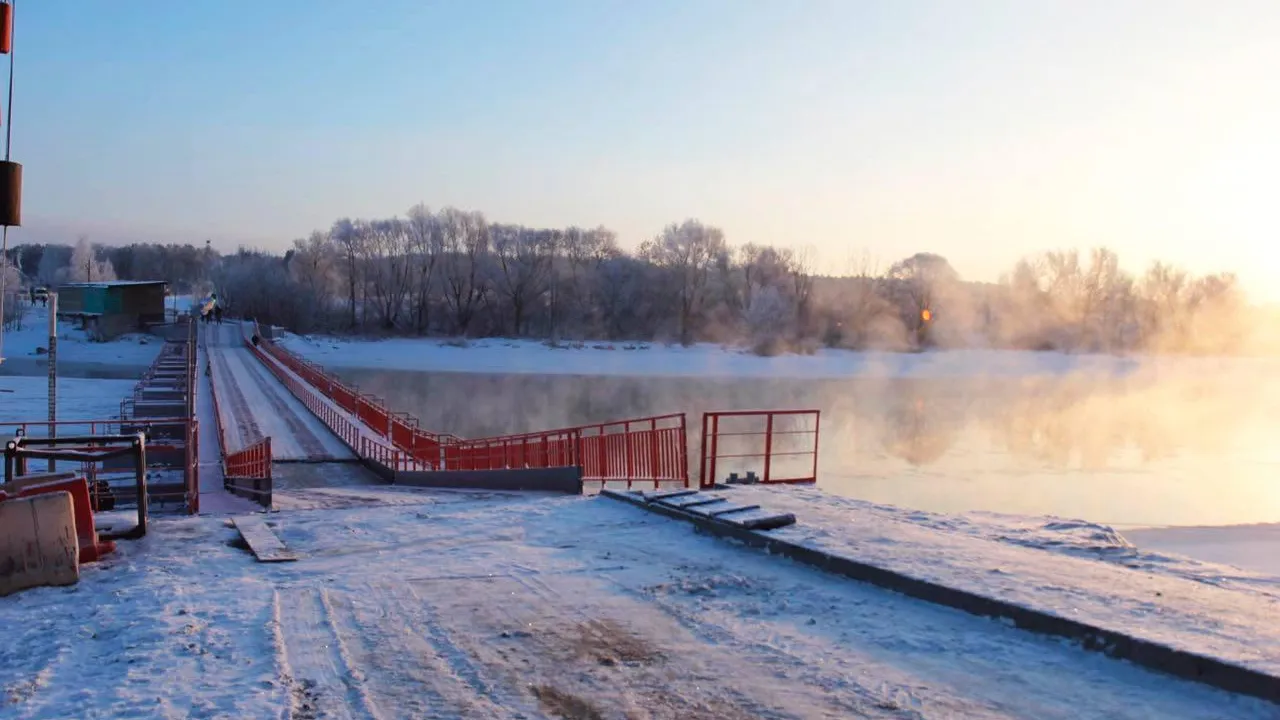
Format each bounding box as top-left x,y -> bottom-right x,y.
15,0 -> 1280,300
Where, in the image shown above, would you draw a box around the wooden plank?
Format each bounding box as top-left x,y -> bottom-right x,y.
640,488 -> 699,503
232,515 -> 297,563
660,491 -> 732,509
688,503 -> 761,518
720,510 -> 797,531
659,494 -> 728,509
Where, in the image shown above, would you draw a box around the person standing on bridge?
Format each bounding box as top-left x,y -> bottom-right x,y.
214,305 -> 223,324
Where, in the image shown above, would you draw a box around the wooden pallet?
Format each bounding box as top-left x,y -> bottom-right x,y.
232,515 -> 297,563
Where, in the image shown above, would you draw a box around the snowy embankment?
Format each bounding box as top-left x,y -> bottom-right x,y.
723,485 -> 1280,679
1,488 -> 1271,719
281,331 -> 1280,380
1124,524 -> 1280,578
1,306 -> 161,373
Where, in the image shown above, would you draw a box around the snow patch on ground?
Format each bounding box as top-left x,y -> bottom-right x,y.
0,490 -> 1270,719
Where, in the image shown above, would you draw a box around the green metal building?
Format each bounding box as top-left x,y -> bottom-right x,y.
57,280 -> 168,339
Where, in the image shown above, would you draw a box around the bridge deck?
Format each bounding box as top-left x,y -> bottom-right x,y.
203,322 -> 354,463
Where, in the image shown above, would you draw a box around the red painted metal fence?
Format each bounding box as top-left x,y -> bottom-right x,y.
252,328 -> 690,488
225,437 -> 271,479
205,341 -> 272,506
698,410 -> 820,489
243,326 -> 431,473
440,414 -> 688,489
0,418 -> 197,510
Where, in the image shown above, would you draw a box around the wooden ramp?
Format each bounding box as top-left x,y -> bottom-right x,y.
232,515 -> 297,562
632,489 -> 797,531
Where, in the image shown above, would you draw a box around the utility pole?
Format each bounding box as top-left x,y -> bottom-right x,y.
47,291 -> 56,471
0,1 -> 18,365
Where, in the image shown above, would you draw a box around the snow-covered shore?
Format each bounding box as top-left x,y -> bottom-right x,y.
722,485 -> 1280,676
281,331 -> 1280,380
1,487 -> 1272,719
1,306 -> 161,374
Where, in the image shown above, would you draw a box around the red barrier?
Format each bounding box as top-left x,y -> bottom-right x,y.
10,475 -> 116,563
390,415 -> 415,451
442,414 -> 687,489
698,410 -> 820,489
249,333 -> 694,489
358,436 -> 430,473
225,437 -> 272,480
245,331 -> 430,474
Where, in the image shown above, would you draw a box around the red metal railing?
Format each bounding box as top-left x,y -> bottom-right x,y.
0,417 -> 197,509
243,327 -> 430,474
225,437 -> 271,479
441,414 -> 688,489
698,410 -> 820,489
205,340 -> 272,506
245,324 -> 691,489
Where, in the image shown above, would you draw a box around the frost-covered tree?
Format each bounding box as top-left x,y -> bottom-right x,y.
886,253 -> 959,348
1,255 -> 24,331
639,219 -> 727,345
65,236 -> 117,283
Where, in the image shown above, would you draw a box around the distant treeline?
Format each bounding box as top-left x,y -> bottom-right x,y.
4,211 -> 1274,356
4,237 -> 210,294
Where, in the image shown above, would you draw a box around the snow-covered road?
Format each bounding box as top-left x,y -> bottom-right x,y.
0,489 -> 1269,719
204,323 -> 353,462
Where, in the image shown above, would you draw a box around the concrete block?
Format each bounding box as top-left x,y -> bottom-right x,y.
0,492 -> 80,597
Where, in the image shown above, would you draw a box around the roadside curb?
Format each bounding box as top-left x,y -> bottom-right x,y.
601,488 -> 1280,705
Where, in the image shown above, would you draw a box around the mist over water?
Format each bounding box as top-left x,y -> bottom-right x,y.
335,359 -> 1280,528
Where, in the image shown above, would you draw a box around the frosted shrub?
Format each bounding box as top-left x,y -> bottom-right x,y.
746,286 -> 794,356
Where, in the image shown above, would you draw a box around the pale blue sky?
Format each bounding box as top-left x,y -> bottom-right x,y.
12,1 -> 1280,298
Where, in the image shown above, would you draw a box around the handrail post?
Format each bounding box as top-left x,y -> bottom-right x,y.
811,410 -> 820,483
763,413 -> 774,484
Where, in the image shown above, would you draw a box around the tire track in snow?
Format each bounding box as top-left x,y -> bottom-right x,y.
209,346 -> 264,452
273,587 -> 380,720
504,567 -> 834,720
584,567 -> 935,719
401,581 -> 530,711
336,582 -> 521,719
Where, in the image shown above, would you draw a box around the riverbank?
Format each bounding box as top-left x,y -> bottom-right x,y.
0,486 -> 1271,719
281,331 -> 1280,381
1,306 -> 160,379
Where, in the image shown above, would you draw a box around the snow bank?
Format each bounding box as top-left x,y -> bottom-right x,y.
722,485 -> 1280,677
1125,524 -> 1280,578
281,334 -> 1137,379
1,306 -> 161,370
281,332 -> 1280,380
